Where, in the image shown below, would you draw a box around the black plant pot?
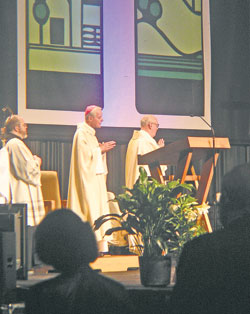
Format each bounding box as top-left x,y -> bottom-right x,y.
139,255 -> 171,287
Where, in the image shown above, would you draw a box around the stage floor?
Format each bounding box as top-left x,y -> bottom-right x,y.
17,255 -> 175,290
17,267 -> 173,290
15,263 -> 173,314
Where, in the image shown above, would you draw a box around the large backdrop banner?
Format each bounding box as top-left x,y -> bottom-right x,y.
17,0 -> 211,129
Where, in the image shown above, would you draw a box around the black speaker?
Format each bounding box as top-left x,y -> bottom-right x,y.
0,232 -> 16,303
0,204 -> 28,280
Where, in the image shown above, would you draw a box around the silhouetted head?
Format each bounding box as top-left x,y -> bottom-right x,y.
35,209 -> 98,273
219,163 -> 250,227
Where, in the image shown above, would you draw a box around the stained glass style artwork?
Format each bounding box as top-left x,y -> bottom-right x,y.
135,0 -> 204,116
26,0 -> 103,111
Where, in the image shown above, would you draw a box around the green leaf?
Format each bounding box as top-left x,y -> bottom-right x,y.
94,169 -> 207,257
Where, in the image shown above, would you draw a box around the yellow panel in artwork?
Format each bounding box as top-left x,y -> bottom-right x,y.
29,49 -> 100,74
137,0 -> 202,56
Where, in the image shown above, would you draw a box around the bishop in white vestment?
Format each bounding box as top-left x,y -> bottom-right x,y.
67,106 -> 116,242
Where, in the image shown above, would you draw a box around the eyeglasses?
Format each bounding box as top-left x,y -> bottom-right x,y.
151,122 -> 159,128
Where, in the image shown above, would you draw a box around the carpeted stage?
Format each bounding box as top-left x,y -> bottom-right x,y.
13,255 -> 173,314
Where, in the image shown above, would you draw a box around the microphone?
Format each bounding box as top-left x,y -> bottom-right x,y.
190,114 -> 215,141
191,115 -> 215,135
190,114 -> 218,217
194,115 -> 216,157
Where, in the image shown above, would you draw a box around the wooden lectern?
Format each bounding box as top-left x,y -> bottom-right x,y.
138,137 -> 231,232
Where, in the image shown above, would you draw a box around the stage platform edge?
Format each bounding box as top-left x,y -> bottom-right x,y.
90,255 -> 139,272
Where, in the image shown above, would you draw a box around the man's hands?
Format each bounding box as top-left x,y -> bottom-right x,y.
158,138 -> 165,148
100,141 -> 116,153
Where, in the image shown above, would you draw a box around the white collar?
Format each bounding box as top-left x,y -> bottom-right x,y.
139,129 -> 156,143
77,122 -> 96,135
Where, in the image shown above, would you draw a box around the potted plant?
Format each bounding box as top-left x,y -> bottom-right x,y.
94,167 -> 207,286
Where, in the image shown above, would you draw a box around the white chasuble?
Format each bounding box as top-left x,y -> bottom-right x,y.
67,122 -> 111,241
125,130 -> 166,189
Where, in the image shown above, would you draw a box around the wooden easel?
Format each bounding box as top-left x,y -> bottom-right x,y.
138,137 -> 231,233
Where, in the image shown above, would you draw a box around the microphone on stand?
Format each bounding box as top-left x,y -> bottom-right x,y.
190,114 -> 218,227
195,115 -> 216,163
190,114 -> 216,169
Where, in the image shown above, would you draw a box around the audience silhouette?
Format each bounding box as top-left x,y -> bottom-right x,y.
168,163 -> 250,314
25,209 -> 134,314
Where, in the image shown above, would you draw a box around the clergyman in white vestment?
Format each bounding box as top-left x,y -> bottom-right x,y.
67,106 -> 116,242
3,115 -> 45,226
125,115 -> 166,189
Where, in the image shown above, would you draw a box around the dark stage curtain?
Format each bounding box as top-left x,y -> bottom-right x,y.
205,0 -> 250,229
26,140 -> 72,200
26,138 -> 250,232
208,146 -> 250,230
26,140 -> 127,200
210,0 -> 250,141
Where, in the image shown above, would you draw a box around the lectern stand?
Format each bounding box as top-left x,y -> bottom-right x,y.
138,137 -> 231,232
